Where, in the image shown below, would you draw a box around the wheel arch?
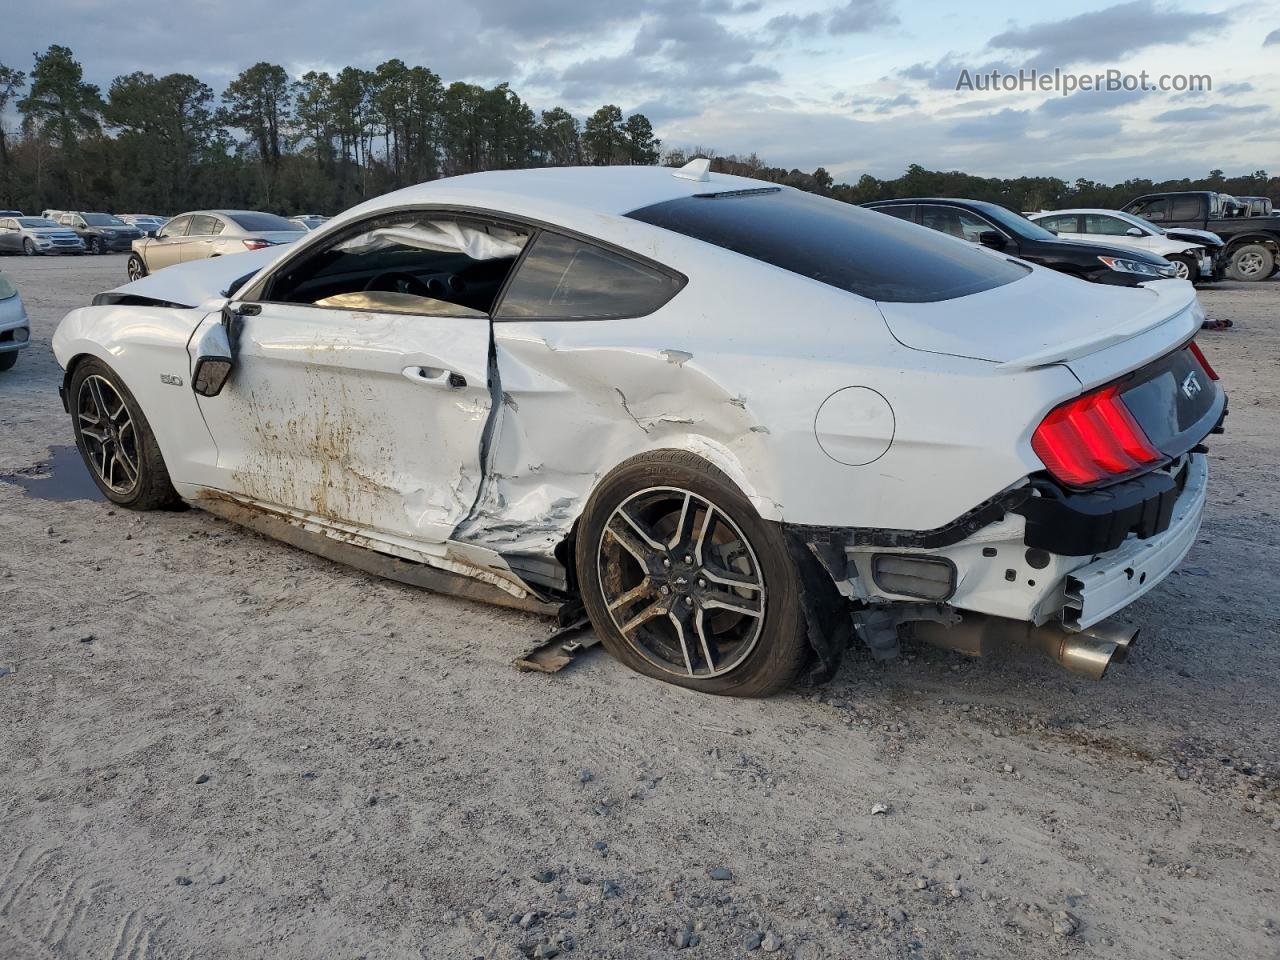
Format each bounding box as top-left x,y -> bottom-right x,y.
1224,233 -> 1280,253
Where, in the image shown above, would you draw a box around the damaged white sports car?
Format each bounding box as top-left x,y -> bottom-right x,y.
52,162 -> 1226,696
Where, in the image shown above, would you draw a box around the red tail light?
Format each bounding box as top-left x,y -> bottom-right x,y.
242,238 -> 270,251
1188,341 -> 1218,380
1031,384 -> 1162,488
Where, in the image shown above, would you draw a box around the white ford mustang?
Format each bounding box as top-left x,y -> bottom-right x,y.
52,162 -> 1226,696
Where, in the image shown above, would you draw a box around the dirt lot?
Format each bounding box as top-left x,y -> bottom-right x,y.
1,254 -> 1277,960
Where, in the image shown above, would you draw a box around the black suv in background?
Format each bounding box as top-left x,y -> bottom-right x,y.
864,198 -> 1176,286
1123,191 -> 1280,281
55,212 -> 142,254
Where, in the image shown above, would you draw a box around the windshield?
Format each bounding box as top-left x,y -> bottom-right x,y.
975,204 -> 1060,241
83,213 -> 126,226
229,212 -> 305,232
18,218 -> 57,228
0,273 -> 15,300
628,188 -> 1030,303
1110,210 -> 1165,236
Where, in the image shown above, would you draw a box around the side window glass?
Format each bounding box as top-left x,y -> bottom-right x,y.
919,206 -> 993,243
1083,215 -> 1129,236
1038,215 -> 1070,233
876,205 -> 916,222
496,232 -> 682,321
1170,196 -> 1202,220
189,214 -> 218,235
1132,199 -> 1169,222
209,218 -> 225,236
266,216 -> 529,317
159,217 -> 190,239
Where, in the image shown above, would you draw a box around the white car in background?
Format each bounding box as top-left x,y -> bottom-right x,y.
1030,209 -> 1214,282
51,164 -> 1226,696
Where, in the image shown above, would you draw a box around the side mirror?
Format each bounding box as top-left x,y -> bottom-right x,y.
1126,227 -> 1144,237
978,230 -> 1007,250
191,312 -> 235,397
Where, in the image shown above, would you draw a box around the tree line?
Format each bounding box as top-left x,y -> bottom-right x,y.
0,45 -> 661,215
1,45 -> 1274,218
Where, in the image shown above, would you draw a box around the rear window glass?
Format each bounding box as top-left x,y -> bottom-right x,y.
496,232 -> 682,320
627,189 -> 1028,303
228,212 -> 304,232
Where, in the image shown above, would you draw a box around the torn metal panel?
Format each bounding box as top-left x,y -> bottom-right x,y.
198,494 -> 559,615
452,328 -> 776,561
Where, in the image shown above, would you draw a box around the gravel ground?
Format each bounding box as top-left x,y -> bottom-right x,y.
1,254 -> 1278,960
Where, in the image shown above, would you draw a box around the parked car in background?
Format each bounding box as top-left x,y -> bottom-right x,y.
1123,191 -> 1280,281
0,210 -> 22,217
0,216 -> 86,256
53,165 -> 1225,694
40,210 -> 67,221
865,198 -> 1176,285
56,212 -> 143,254
127,210 -> 307,280
1030,209 -> 1218,282
118,214 -> 169,238
289,215 -> 329,230
0,270 -> 30,371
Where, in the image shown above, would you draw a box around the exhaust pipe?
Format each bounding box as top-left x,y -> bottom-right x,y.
905,614 -> 1138,680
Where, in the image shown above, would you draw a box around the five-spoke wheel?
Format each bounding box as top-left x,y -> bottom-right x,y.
76,374 -> 141,495
598,487 -> 766,679
577,450 -> 811,697
69,358 -> 180,509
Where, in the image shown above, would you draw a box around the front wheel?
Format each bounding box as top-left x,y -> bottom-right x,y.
23,238 -> 38,256
1227,243 -> 1274,282
126,254 -> 147,281
576,451 -> 810,697
1168,254 -> 1197,282
69,358 -> 181,509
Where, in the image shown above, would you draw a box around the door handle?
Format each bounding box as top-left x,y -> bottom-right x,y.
403,366 -> 466,388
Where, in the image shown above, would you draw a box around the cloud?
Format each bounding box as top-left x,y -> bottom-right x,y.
1152,103 -> 1270,122
987,1 -> 1230,65
558,0 -> 781,103
947,108 -> 1031,140
1037,87 -> 1146,117
828,0 -> 899,35
1265,27 -> 1280,46
897,54 -> 1014,90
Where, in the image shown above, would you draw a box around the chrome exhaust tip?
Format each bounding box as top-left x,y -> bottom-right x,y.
905,614 -> 1137,680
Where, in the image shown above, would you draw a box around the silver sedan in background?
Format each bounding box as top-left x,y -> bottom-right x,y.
0,216 -> 86,256
128,210 -> 306,280
0,270 -> 30,371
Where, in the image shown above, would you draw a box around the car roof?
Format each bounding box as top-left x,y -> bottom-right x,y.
1030,209 -> 1141,216
330,165 -> 783,241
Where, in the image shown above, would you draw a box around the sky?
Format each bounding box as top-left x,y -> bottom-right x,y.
3,0 -> 1278,184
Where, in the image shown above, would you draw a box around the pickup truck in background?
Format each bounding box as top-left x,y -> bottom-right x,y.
1124,191 -> 1280,281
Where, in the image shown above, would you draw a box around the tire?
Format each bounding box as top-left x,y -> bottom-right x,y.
23,238 -> 39,256
126,254 -> 148,281
0,351 -> 17,372
1168,254 -> 1198,282
68,357 -> 181,510
1226,243 -> 1274,282
91,236 -> 106,255
576,450 -> 810,697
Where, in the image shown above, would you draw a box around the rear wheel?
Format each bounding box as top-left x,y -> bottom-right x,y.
1168,254 -> 1197,282
576,451 -> 810,697
126,254 -> 147,281
1227,243 -> 1274,282
69,358 -> 180,509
